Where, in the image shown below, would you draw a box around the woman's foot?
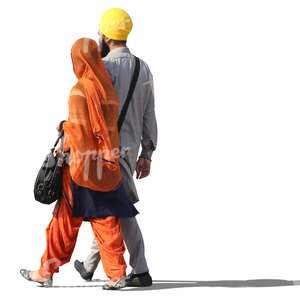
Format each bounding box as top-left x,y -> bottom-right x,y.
20,269 -> 53,287
102,277 -> 126,290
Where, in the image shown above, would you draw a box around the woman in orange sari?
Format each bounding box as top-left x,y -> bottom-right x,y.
20,38 -> 138,290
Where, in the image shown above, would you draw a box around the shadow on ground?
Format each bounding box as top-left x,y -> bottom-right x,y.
122,279 -> 298,291
45,279 -> 300,290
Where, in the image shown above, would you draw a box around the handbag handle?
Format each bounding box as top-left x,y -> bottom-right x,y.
51,130 -> 64,152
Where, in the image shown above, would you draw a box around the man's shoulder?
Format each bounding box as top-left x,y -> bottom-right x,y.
102,55 -> 115,65
103,53 -> 149,67
103,53 -> 152,79
139,58 -> 151,73
131,56 -> 153,78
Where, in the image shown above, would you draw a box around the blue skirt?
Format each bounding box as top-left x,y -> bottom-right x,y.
71,180 -> 139,220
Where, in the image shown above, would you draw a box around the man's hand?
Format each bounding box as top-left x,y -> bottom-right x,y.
135,157 -> 151,179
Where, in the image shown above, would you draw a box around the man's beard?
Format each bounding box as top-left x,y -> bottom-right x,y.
99,38 -> 110,57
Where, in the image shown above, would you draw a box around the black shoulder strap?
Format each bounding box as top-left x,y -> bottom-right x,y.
118,56 -> 140,132
53,130 -> 64,148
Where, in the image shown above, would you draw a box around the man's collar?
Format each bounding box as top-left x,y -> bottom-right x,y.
106,47 -> 131,58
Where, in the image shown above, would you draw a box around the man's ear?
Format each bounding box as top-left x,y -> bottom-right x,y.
103,36 -> 111,45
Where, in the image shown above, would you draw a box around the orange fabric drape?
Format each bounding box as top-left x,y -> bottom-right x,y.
63,38 -> 122,192
39,166 -> 126,280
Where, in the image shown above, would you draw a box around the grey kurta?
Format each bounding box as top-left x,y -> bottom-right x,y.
103,47 -> 157,203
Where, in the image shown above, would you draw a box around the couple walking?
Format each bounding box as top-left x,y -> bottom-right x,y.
20,7 -> 157,290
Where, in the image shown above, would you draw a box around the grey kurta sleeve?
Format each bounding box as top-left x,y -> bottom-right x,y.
139,70 -> 158,160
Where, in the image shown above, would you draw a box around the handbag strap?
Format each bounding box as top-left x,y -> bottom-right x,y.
53,130 -> 64,149
53,130 -> 65,166
117,56 -> 140,132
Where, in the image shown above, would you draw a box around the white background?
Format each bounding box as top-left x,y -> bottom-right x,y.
0,0 -> 300,299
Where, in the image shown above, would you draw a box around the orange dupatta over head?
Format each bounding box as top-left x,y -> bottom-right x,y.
63,38 -> 122,192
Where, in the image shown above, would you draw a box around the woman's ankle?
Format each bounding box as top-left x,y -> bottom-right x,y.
35,269 -> 52,281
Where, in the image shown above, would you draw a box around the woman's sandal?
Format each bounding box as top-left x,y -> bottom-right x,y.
20,269 -> 53,287
102,277 -> 126,290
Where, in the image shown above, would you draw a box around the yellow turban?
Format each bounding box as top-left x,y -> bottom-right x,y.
99,8 -> 133,41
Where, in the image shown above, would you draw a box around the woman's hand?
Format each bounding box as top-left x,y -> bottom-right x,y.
53,139 -> 62,157
56,120 -> 66,132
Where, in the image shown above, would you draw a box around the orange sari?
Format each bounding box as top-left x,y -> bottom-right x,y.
63,38 -> 122,192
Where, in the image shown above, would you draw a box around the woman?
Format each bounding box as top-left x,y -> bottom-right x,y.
20,38 -> 138,290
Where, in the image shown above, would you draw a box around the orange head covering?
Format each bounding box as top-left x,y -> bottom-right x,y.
63,38 -> 122,192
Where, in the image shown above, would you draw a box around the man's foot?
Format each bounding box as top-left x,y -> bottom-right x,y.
125,272 -> 152,287
103,277 -> 126,290
20,269 -> 53,287
74,260 -> 94,281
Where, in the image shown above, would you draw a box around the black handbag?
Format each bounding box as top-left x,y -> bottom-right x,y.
34,131 -> 65,204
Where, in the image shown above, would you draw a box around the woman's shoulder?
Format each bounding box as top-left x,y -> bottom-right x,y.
70,82 -> 86,99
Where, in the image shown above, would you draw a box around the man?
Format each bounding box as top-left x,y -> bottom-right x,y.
74,7 -> 157,287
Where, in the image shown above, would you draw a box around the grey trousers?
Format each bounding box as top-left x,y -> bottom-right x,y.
84,217 -> 149,274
